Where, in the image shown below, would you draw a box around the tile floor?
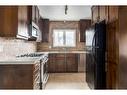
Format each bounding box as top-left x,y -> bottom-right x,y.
45,73 -> 90,89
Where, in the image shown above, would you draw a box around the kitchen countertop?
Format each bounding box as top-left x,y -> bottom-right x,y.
0,51 -> 88,64
0,57 -> 40,64
40,50 -> 88,54
0,52 -> 49,64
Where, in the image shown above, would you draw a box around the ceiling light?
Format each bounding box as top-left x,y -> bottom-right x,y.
65,5 -> 68,15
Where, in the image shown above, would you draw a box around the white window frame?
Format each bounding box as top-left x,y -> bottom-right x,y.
52,29 -> 76,47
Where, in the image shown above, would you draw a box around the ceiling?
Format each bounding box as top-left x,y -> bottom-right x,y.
38,6 -> 91,21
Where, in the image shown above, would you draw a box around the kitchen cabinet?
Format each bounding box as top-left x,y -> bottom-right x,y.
91,6 -> 99,24
118,6 -> 127,89
91,6 -> 119,89
108,6 -> 118,22
0,6 -> 18,37
39,18 -> 49,42
66,54 -> 78,72
79,19 -> 91,42
48,54 -> 66,73
92,6 -> 108,23
99,6 -> 108,22
92,6 -> 127,89
48,54 -> 56,73
0,6 -> 30,39
17,6 -> 30,39
0,6 -> 41,41
0,63 -> 40,89
31,6 -> 40,25
78,54 -> 86,72
106,20 -> 118,89
48,53 -> 78,73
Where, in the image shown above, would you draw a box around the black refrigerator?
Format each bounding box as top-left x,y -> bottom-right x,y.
85,20 -> 106,89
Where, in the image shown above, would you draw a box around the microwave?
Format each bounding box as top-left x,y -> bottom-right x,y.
28,22 -> 42,42
32,22 -> 39,37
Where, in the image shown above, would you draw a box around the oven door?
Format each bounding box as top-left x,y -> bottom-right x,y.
41,57 -> 49,88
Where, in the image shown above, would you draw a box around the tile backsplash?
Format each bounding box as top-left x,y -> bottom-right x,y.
0,37 -> 37,60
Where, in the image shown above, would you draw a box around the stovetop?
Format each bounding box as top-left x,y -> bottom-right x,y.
16,53 -> 44,58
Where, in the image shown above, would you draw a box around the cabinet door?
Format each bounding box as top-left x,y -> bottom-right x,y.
17,6 -> 29,38
99,6 -> 108,22
55,54 -> 66,72
35,6 -> 39,25
40,19 -> 49,42
78,54 -> 86,72
66,54 -> 78,72
108,6 -> 118,22
48,54 -> 56,73
106,20 -> 118,89
92,6 -> 99,23
32,6 -> 36,23
0,65 -> 33,89
79,19 -> 91,42
0,6 -> 18,37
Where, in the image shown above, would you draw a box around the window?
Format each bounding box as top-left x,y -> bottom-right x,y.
53,29 -> 76,47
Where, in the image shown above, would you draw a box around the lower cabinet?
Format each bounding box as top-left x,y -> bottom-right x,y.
48,53 -> 78,73
0,63 -> 40,89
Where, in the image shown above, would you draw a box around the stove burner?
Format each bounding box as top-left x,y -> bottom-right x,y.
17,53 -> 44,57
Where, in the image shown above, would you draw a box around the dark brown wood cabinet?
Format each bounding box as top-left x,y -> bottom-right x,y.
92,6 -> 127,89
31,6 -> 40,25
106,20 -> 118,89
0,6 -> 30,39
39,18 -> 49,42
17,6 -> 30,39
108,6 -> 118,22
48,54 -> 78,73
66,54 -> 78,72
0,6 -> 18,37
0,63 -> 40,89
79,19 -> 91,42
99,6 -> 108,22
118,6 -> 127,89
0,6 -> 41,40
91,6 -> 99,23
91,6 -> 119,89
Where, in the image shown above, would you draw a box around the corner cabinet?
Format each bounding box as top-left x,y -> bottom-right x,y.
79,19 -> 91,42
39,18 -> 49,42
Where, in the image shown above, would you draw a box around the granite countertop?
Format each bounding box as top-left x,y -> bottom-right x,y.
0,52 -> 49,64
40,50 -> 88,54
0,51 -> 87,64
0,57 -> 41,64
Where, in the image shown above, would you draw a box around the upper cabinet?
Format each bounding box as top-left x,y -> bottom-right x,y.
0,6 -> 18,37
79,19 -> 91,42
108,6 -> 118,22
17,6 -> 30,39
99,6 -> 109,22
92,6 -> 109,23
31,6 -> 40,25
91,6 -> 99,24
0,6 -> 30,39
39,18 -> 49,42
0,6 -> 42,41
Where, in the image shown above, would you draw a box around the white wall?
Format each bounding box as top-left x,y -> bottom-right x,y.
38,6 -> 91,21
